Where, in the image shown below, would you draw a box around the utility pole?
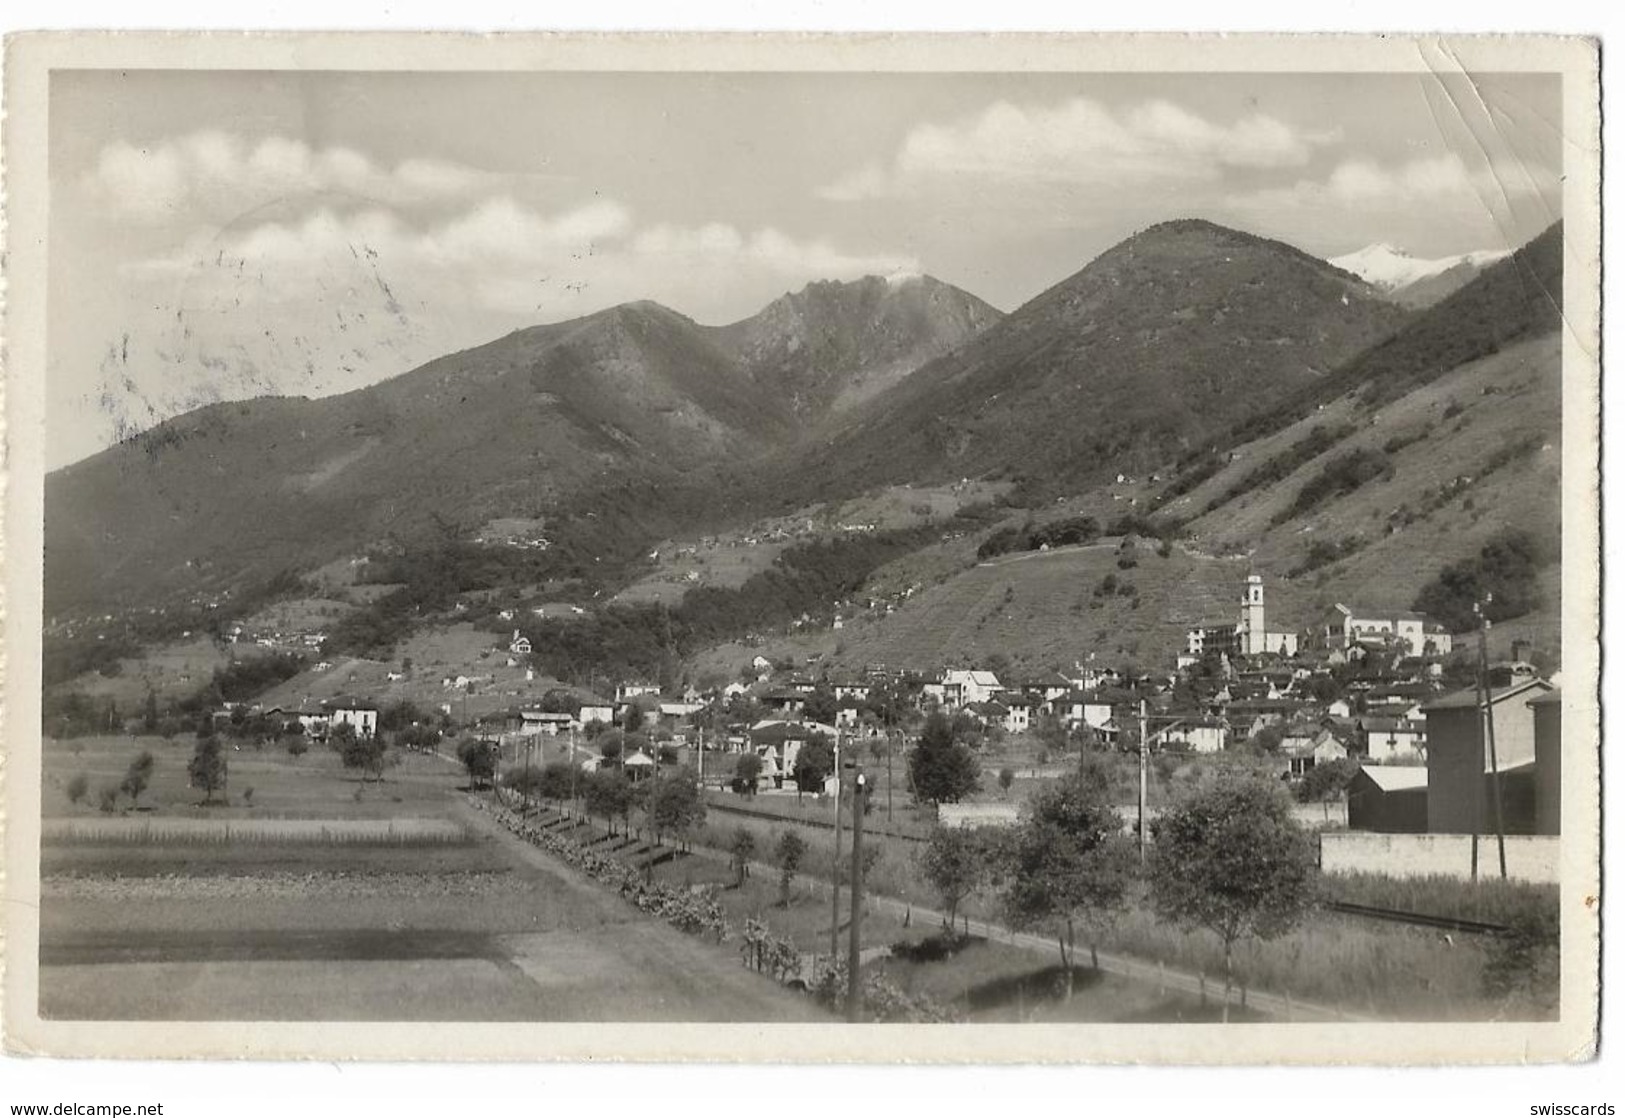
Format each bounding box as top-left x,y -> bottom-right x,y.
884,728 -> 897,825
831,730 -> 843,959
523,735 -> 533,815
1138,699 -> 1149,864
846,770 -> 867,1023
1476,597 -> 1509,879
569,725 -> 578,824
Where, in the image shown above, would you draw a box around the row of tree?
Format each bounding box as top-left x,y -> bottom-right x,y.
917,769 -> 1317,1014
505,762 -> 708,850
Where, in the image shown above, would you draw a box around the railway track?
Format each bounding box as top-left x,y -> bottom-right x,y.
1322,900 -> 1509,936
703,796 -> 929,844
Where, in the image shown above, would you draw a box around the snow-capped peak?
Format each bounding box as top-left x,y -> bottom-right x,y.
1329,242 -> 1512,291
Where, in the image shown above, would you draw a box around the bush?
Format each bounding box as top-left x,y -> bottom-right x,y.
1291,534 -> 1364,577
1273,447 -> 1392,524
1204,423 -> 1356,516
1412,529 -> 1547,632
775,830 -> 807,906
66,772 -> 89,806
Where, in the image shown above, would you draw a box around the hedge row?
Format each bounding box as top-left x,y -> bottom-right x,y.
470,794 -> 956,1022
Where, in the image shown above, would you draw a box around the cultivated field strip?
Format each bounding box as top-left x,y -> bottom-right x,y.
43,816 -> 470,845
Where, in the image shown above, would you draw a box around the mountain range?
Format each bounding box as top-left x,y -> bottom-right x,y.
46,219 -> 1564,676
778,219 -> 1408,504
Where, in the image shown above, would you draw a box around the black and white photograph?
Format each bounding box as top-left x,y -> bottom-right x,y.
1,31 -> 1601,1066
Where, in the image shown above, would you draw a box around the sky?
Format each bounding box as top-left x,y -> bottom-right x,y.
48,69 -> 1564,467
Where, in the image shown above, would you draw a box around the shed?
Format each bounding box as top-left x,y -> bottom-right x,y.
1347,765 -> 1429,834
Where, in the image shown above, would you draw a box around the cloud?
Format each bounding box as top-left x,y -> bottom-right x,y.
1224,152 -> 1560,225
819,97 -> 1333,201
82,131 -> 506,224
120,195 -> 918,326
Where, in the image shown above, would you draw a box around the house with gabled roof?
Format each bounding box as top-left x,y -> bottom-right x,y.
1358,716 -> 1427,762
1348,765 -> 1430,833
942,668 -> 1002,708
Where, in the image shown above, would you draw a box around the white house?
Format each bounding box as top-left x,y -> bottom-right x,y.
1051,691 -> 1115,732
519,710 -> 573,736
1361,717 -> 1427,762
1334,604 -> 1454,657
576,703 -> 614,729
508,630 -> 532,655
1161,719 -> 1227,754
331,706 -> 378,739
1000,694 -> 1034,735
942,669 -> 1002,708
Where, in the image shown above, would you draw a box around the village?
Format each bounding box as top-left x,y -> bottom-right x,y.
222,571 -> 1558,886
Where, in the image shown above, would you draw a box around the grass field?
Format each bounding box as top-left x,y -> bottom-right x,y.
1180,334 -> 1561,648
667,779 -> 1548,1021
815,537 -> 1315,674
49,634 -> 248,708
613,481 -> 1009,610
42,734 -> 463,820
37,736 -> 822,1022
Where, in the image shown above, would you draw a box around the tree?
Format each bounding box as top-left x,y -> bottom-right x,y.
731,752 -> 764,795
120,750 -> 155,807
340,729 -> 390,783
1150,772 -> 1317,1020
329,721 -> 358,752
728,827 -> 757,888
1034,711 -> 1069,756
505,765 -> 542,810
536,760 -> 575,805
397,723 -> 440,752
620,702 -> 645,733
188,735 -> 228,804
907,711 -> 982,807
1000,769 -> 1134,995
597,734 -> 626,768
1412,528 -> 1545,633
1297,757 -> 1360,819
583,770 -> 633,836
66,772 -> 89,806
456,738 -> 499,790
285,730 -> 310,758
774,830 -> 807,907
1246,723 -> 1286,754
791,734 -> 835,803
539,688 -> 576,714
645,767 -> 706,849
998,767 -> 1016,796
919,827 -> 988,933
802,686 -> 838,726
142,689 -> 160,735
